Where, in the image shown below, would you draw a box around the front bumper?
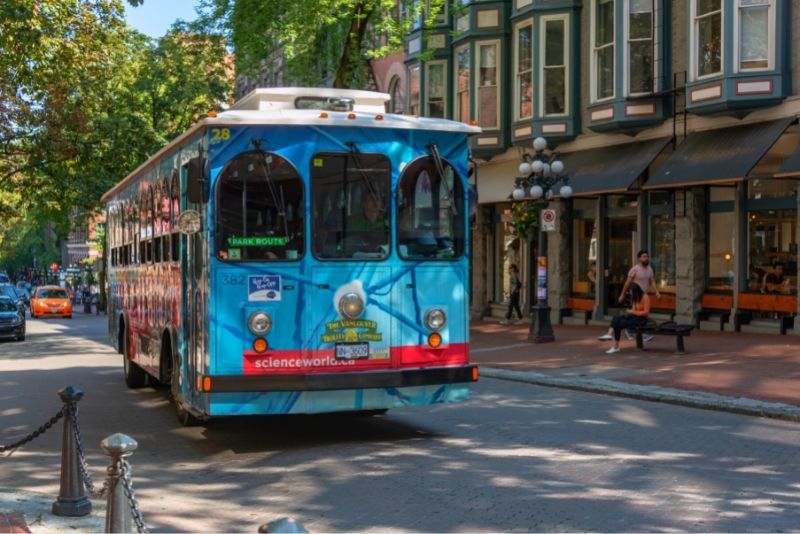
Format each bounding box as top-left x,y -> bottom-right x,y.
0,324 -> 24,338
200,364 -> 478,393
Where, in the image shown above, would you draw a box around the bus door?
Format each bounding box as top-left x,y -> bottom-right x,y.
181,154 -> 209,405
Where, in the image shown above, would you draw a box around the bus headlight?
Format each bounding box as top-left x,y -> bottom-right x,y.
338,292 -> 364,319
248,312 -> 272,335
424,308 -> 446,331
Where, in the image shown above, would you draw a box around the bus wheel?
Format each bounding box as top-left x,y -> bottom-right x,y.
123,327 -> 146,388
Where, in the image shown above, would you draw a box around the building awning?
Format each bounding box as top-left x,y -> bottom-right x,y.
644,117 -> 794,189
559,137 -> 671,196
775,144 -> 800,178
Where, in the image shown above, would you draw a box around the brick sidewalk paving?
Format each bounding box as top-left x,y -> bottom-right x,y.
470,320 -> 800,406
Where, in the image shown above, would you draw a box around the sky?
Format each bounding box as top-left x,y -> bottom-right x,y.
124,0 -> 201,38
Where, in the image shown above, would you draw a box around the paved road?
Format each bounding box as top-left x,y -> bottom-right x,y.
2,315 -> 800,532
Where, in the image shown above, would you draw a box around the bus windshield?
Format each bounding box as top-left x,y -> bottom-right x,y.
216,151 -> 305,261
397,156 -> 465,259
311,152 -> 391,260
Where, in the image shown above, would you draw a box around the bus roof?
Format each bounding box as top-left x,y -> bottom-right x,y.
102,88 -> 480,202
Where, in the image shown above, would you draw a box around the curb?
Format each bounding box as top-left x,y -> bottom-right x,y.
480,367 -> 800,422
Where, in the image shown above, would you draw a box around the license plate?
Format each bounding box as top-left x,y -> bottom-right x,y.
335,342 -> 369,360
50,308 -> 60,313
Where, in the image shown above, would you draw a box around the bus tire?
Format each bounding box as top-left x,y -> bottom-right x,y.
122,326 -> 146,388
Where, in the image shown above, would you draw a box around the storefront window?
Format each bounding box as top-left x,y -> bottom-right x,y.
707,187 -> 736,292
648,191 -> 676,294
571,199 -> 597,296
746,180 -> 797,293
496,205 -> 520,304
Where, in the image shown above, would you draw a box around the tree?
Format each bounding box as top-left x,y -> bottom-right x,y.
193,0 -> 445,89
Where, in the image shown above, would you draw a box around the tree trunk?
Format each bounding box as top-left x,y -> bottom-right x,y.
334,2 -> 375,88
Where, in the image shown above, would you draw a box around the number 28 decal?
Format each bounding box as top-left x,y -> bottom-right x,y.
211,128 -> 231,143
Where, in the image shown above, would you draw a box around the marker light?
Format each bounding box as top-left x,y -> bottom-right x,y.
347,113 -> 356,120
375,114 -> 384,120
338,292 -> 365,319
427,332 -> 442,348
202,376 -> 212,391
472,367 -> 479,381
248,312 -> 272,335
424,308 -> 447,331
319,112 -> 329,118
253,338 -> 268,353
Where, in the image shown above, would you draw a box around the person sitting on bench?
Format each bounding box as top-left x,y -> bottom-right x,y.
602,284 -> 650,354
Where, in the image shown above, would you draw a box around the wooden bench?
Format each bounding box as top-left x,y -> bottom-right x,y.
696,293 -> 733,331
734,293 -> 797,335
560,297 -> 594,325
633,320 -> 695,354
649,293 -> 676,320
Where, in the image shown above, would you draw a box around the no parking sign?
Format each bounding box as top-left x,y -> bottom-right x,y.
541,209 -> 556,232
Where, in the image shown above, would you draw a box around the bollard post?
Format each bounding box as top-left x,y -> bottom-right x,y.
258,517 -> 309,533
101,433 -> 139,533
52,386 -> 92,517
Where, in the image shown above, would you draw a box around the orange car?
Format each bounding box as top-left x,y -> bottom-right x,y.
30,285 -> 73,319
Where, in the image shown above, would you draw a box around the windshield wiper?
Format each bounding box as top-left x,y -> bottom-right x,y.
251,139 -> 289,238
428,144 -> 458,216
346,141 -> 384,211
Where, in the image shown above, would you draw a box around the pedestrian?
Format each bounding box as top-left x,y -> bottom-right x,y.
500,264 -> 523,325
602,284 -> 650,354
599,249 -> 660,341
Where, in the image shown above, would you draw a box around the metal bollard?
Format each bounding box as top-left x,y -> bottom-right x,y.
52,386 -> 92,517
258,517 -> 309,533
101,433 -> 138,533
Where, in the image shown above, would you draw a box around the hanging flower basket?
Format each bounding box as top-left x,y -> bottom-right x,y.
510,201 -> 539,240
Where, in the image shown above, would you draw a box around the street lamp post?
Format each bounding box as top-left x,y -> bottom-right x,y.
511,136 -> 571,343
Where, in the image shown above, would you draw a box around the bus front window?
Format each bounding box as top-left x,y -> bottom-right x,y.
216,151 -> 304,261
397,156 -> 465,260
311,153 -> 391,260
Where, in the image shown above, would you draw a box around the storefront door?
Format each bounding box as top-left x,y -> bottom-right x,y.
606,217 -> 637,307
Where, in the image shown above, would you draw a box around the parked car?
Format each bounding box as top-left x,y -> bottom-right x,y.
0,284 -> 24,312
0,295 -> 25,341
30,286 -> 73,319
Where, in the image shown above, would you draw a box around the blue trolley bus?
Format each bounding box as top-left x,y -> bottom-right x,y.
102,88 -> 479,424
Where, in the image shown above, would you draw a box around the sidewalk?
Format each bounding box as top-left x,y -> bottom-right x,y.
470,319 -> 800,420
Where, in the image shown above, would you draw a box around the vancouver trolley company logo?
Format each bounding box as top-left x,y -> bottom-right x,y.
248,275 -> 281,301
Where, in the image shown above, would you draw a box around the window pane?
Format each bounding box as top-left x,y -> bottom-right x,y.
397,157 -> 465,260
630,41 -> 654,93
426,63 -> 445,118
517,25 -> 532,119
408,65 -> 420,115
740,5 -> 769,69
597,45 -> 614,99
571,200 -> 598,296
708,211 -> 736,291
596,0 -> 614,46
478,44 -> 497,128
698,0 -> 721,15
629,4 -> 652,40
216,152 -> 305,261
650,215 -> 676,294
311,153 -> 390,260
544,68 -> 565,114
747,209 -> 797,293
545,20 -> 565,66
456,47 -> 470,122
697,12 -> 722,76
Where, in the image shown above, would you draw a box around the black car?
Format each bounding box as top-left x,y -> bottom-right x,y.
0,296 -> 25,341
0,284 -> 24,311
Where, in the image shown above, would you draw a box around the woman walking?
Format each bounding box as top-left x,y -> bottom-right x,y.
501,264 -> 523,325
603,284 -> 650,354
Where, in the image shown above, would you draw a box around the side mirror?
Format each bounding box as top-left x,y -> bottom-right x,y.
186,157 -> 208,204
176,209 -> 202,235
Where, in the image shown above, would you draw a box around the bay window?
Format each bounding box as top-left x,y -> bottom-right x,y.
541,15 -> 568,115
408,64 -> 420,116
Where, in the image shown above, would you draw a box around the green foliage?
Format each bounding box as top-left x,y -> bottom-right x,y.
0,0 -> 233,270
510,202 -> 539,240
192,0 -> 446,88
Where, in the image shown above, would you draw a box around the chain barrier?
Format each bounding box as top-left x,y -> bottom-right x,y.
119,459 -> 149,534
0,406 -> 65,454
68,402 -> 106,498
